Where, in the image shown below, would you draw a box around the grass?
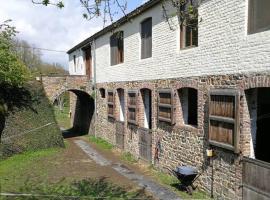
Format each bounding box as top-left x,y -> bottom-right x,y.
121,152 -> 138,164
0,147 -> 152,200
89,136 -> 114,150
53,105 -> 71,129
0,148 -> 60,193
148,166 -> 210,199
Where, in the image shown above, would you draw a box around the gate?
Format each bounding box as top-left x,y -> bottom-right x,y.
115,121 -> 125,149
138,127 -> 152,162
242,157 -> 270,200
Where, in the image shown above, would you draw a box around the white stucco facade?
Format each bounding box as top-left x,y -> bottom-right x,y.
68,0 -> 270,82
90,0 -> 270,83
68,49 -> 86,76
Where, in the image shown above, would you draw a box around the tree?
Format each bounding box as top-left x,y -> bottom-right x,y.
0,20 -> 29,87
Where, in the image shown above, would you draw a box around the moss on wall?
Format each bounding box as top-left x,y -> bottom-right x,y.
0,81 -> 64,158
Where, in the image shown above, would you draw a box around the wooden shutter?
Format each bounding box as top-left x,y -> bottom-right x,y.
141,18 -> 152,59
117,31 -> 124,64
110,35 -> 117,65
248,0 -> 270,34
158,89 -> 174,125
127,90 -> 138,125
107,90 -> 115,118
84,47 -> 92,79
209,89 -> 239,152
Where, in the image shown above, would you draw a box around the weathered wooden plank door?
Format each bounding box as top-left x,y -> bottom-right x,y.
242,157 -> 270,200
115,120 -> 124,149
138,127 -> 152,162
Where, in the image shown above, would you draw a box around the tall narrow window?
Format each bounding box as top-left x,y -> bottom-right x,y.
248,0 -> 270,34
141,89 -> 152,129
158,90 -> 174,125
73,55 -> 76,72
107,90 -> 114,118
141,18 -> 152,59
178,88 -> 198,126
117,89 -> 125,122
209,89 -> 239,152
127,91 -> 137,125
83,47 -> 92,79
180,0 -> 198,49
110,31 -> 124,65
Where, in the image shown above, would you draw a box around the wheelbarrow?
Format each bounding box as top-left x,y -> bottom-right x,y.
169,166 -> 201,195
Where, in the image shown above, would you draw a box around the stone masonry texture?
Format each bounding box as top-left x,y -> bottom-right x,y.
95,72 -> 270,200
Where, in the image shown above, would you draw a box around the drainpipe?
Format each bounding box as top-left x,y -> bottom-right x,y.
93,39 -> 97,138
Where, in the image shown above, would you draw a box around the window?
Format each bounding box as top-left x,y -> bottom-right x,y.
178,88 -> 198,126
99,88 -> 105,98
248,0 -> 270,34
107,90 -> 114,118
110,31 -> 124,65
180,0 -> 198,49
83,47 -> 92,79
158,90 -> 174,124
73,55 -> 76,72
127,91 -> 137,124
209,89 -> 239,152
141,18 -> 152,59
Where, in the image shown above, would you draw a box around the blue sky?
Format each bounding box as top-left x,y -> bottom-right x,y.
0,0 -> 145,69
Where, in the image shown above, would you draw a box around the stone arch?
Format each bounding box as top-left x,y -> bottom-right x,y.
55,88 -> 95,138
241,75 -> 270,162
240,75 -> 270,91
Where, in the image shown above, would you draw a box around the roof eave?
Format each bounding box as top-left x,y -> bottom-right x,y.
66,0 -> 161,54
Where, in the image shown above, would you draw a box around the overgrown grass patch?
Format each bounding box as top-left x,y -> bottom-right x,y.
121,152 -> 138,164
0,148 -> 60,193
89,136 -> 114,150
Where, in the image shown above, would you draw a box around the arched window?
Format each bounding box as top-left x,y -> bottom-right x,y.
99,88 -> 105,98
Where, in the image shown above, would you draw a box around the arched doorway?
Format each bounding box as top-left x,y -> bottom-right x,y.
245,87 -> 270,162
53,89 -> 95,138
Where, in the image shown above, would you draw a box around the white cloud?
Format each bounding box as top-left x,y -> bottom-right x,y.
0,0 -> 103,69
0,0 -> 142,69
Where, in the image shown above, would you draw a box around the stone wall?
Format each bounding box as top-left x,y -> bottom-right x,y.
42,75 -> 92,102
95,72 -> 270,200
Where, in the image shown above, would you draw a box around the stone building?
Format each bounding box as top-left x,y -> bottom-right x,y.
67,0 -> 270,199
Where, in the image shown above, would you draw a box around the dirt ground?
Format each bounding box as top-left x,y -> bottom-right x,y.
44,137 -> 137,190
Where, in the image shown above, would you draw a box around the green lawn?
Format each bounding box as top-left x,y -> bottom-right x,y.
0,148 -> 60,193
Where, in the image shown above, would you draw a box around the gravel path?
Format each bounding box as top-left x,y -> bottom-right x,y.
74,139 -> 181,200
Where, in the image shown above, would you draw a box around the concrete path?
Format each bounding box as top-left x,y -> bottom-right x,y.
74,139 -> 181,200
